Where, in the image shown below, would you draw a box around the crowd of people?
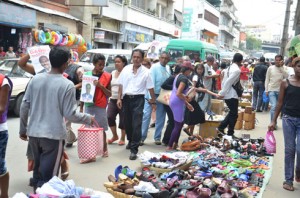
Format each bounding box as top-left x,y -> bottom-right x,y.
1,46 -> 300,195
0,46 -> 24,59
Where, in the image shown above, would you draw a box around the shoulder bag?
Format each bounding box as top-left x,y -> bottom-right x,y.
228,65 -> 244,97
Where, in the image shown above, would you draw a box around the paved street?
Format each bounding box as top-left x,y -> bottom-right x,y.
5,111 -> 299,197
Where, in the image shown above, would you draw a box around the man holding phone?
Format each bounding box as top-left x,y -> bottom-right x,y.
265,54 -> 289,128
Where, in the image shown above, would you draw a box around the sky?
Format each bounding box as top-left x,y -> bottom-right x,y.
233,0 -> 296,33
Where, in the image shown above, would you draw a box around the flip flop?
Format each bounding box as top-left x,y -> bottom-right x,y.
108,137 -> 118,144
283,181 -> 294,191
115,165 -> 123,180
118,140 -> 125,145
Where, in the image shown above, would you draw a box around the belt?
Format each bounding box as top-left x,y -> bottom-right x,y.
124,94 -> 144,99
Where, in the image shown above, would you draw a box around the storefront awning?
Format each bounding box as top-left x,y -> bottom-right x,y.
93,27 -> 123,35
7,0 -> 86,24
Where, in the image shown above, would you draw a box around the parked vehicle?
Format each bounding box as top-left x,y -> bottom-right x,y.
0,58 -> 33,116
78,49 -> 132,73
165,39 -> 219,65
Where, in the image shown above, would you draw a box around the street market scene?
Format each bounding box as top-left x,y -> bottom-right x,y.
1,0 -> 300,197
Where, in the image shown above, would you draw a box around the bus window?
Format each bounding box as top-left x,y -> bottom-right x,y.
184,50 -> 200,62
169,49 -> 183,62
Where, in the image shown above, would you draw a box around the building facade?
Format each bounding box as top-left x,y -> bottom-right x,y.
71,0 -> 182,49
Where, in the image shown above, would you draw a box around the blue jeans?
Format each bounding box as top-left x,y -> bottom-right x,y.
141,95 -> 166,141
252,81 -> 265,111
0,130 -> 8,175
282,114 -> 300,183
269,91 -> 279,121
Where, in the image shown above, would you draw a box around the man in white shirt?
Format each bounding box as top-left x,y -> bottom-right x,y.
117,49 -> 156,160
265,54 -> 289,125
217,53 -> 243,137
200,56 -> 218,112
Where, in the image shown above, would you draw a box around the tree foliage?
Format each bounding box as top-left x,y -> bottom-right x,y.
246,35 -> 262,50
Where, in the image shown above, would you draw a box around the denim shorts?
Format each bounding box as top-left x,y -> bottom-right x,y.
0,130 -> 8,175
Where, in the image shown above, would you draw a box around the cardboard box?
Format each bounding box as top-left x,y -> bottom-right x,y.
211,99 -> 224,115
243,112 -> 253,122
239,102 -> 252,108
251,111 -> 256,120
199,120 -> 220,138
244,121 -> 254,130
245,106 -> 253,114
237,111 -> 244,121
235,121 -> 243,130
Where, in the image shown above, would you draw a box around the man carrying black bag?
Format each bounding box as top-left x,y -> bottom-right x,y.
217,53 -> 243,138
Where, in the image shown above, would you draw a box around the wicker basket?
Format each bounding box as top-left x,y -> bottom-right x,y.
148,159 -> 193,174
106,187 -> 138,198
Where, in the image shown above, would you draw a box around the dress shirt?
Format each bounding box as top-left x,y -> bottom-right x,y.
118,64 -> 154,97
265,65 -> 289,92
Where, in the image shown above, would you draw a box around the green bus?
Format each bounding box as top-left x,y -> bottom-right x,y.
165,39 -> 219,64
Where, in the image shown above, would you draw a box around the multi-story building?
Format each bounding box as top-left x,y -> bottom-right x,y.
0,0 -> 84,51
216,0 -> 237,50
180,0 -> 220,44
71,0 -> 182,49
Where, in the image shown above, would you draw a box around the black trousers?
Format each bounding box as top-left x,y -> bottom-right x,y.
123,95 -> 145,154
162,104 -> 174,145
29,137 -> 64,188
218,98 -> 239,135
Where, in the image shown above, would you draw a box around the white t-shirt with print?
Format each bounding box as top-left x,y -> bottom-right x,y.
0,78 -> 10,131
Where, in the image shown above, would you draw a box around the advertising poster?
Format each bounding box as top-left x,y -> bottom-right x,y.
80,75 -> 98,103
147,41 -> 161,59
27,45 -> 51,74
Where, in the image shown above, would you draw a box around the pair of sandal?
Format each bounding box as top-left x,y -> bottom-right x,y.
283,170 -> 300,191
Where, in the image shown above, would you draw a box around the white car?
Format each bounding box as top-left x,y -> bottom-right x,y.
0,58 -> 33,116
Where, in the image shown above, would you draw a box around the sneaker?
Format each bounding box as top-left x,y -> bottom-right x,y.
154,140 -> 161,145
129,153 -> 137,160
139,140 -> 144,146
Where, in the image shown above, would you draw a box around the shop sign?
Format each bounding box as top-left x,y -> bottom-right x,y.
182,8 -> 193,32
155,34 -> 170,42
119,23 -> 153,44
127,31 -> 153,43
0,2 -> 36,28
95,31 -> 105,39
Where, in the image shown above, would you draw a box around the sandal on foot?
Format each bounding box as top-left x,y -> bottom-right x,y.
102,151 -> 109,158
118,140 -> 125,145
108,137 -> 119,144
183,128 -> 192,136
283,181 -> 294,191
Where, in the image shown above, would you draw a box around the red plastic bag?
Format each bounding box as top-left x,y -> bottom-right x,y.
264,131 -> 276,154
77,124 -> 103,163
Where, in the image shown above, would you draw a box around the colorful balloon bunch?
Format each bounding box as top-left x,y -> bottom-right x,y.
34,30 -> 87,53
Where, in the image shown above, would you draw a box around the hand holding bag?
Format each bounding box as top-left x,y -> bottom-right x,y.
77,123 -> 103,163
264,131 -> 276,154
157,88 -> 172,105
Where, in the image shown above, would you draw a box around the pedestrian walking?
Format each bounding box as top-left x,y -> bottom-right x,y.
107,55 -> 127,146
217,53 -> 243,138
268,57 -> 300,192
19,46 -> 94,190
117,49 -> 155,160
240,61 -> 250,89
265,55 -> 289,127
141,52 -> 171,145
81,54 -> 111,158
252,57 -> 268,112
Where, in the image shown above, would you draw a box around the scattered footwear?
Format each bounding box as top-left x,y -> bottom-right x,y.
129,153 -> 137,160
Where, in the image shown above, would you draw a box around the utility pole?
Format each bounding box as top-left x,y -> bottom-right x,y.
280,0 -> 293,56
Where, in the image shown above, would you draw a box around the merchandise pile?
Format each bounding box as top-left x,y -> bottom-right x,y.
104,135 -> 273,198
